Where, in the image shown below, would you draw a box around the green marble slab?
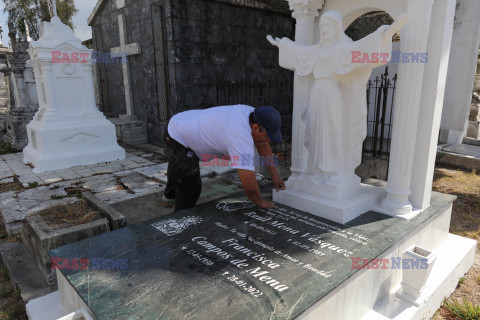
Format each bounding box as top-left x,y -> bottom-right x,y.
50,192 -> 455,320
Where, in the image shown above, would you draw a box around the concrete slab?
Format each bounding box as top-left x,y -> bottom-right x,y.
120,172 -> 163,195
22,213 -> 110,286
111,193 -> 174,225
94,189 -> 137,204
0,149 -> 165,188
443,143 -> 480,158
463,137 -> 480,147
82,191 -> 126,230
437,144 -> 480,170
26,291 -> 65,320
0,177 -> 14,184
0,241 -> 54,302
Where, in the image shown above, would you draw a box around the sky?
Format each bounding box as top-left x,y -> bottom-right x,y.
0,0 -> 96,47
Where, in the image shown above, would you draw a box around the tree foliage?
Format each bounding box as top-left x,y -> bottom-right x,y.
3,0 -> 78,41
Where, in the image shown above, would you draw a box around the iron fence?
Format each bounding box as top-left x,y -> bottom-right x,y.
363,66 -> 397,179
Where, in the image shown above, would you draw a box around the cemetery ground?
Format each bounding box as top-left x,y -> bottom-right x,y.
0,150 -> 478,319
432,165 -> 480,320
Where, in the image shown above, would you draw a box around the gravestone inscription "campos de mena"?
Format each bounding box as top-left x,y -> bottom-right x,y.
50,194 -> 435,319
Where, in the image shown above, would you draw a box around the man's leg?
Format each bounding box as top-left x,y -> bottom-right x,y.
163,130 -> 176,200
164,161 -> 176,200
174,158 -> 202,211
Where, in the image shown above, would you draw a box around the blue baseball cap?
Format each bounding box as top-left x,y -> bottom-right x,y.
252,106 -> 283,144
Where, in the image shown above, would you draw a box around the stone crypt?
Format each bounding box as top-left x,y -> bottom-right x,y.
87,0 -> 295,145
25,0 -> 476,319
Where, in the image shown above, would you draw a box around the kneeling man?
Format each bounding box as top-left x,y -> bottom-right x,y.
164,105 -> 286,211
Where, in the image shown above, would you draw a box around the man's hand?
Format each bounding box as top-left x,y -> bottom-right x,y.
258,199 -> 276,209
237,169 -> 276,209
272,175 -> 285,192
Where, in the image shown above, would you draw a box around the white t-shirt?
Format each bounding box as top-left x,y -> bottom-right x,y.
168,105 -> 256,171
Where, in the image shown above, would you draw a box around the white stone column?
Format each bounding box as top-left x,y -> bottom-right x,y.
288,0 -> 320,178
381,0 -> 434,217
410,0 -> 457,210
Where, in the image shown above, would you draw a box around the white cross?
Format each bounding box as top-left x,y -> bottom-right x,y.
47,0 -> 57,18
110,14 -> 141,119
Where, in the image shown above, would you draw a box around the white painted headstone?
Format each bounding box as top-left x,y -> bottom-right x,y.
23,16 -> 125,172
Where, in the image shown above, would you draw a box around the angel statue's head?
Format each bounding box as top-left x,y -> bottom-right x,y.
319,10 -> 350,46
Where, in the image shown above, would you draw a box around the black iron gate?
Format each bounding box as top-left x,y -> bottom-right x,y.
362,66 -> 397,179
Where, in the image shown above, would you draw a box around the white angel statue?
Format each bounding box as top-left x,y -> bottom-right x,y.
268,10 -> 408,183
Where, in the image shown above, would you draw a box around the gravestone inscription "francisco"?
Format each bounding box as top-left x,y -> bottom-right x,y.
50,193 -> 437,319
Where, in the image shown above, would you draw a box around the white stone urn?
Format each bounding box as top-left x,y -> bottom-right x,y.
58,308 -> 93,320
396,244 -> 436,306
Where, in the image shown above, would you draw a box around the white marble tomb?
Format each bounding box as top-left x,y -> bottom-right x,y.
23,15 -> 125,172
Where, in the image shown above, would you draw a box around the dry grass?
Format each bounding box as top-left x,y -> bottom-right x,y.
432,165 -> 480,320
432,166 -> 480,239
0,265 -> 26,320
35,200 -> 100,229
0,177 -> 22,193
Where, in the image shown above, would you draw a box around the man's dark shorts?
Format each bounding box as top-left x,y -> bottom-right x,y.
163,129 -> 202,212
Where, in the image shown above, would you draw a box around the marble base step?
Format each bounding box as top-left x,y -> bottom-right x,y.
24,117 -> 126,173
360,234 -> 475,320
273,183 -> 385,224
26,291 -> 65,320
298,216 -> 476,320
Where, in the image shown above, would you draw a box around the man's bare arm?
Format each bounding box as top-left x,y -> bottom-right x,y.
237,169 -> 275,209
254,141 -> 285,192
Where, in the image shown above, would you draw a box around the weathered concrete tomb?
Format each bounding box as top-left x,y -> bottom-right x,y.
88,0 -> 295,146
